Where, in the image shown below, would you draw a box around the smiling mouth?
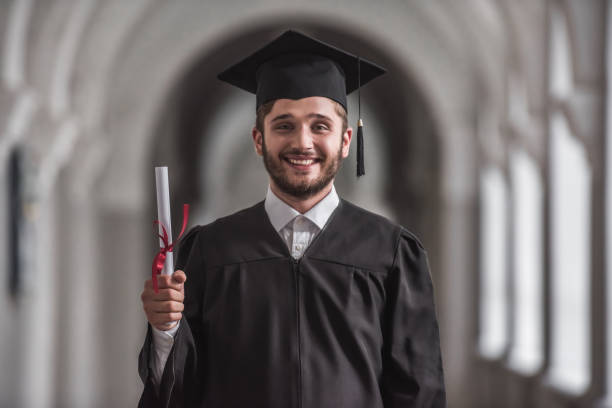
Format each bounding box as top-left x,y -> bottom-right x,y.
283,156 -> 320,168
288,158 -> 315,165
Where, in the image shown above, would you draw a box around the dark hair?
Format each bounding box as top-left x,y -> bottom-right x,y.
255,99 -> 348,135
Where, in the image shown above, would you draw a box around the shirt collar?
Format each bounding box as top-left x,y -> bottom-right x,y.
264,185 -> 340,232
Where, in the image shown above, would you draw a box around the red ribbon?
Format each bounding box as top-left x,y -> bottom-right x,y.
152,204 -> 189,293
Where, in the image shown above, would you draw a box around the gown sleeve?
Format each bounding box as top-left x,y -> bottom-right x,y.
380,228 -> 446,408
138,226 -> 205,408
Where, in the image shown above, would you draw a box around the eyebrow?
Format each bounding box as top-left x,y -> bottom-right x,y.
270,113 -> 333,122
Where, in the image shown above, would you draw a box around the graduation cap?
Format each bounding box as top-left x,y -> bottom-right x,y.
217,30 -> 386,177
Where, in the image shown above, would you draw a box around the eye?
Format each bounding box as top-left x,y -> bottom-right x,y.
313,123 -> 330,131
275,123 -> 293,131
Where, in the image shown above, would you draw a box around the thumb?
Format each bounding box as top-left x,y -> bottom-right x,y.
172,269 -> 187,284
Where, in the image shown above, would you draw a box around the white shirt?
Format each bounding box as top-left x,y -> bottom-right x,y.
264,185 -> 340,258
149,185 -> 340,385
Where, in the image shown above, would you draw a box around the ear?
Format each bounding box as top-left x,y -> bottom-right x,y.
252,126 -> 263,156
341,126 -> 353,159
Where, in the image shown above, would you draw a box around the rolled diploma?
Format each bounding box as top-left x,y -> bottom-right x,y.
155,167 -> 174,275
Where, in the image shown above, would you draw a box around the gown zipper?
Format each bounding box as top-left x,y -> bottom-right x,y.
292,257 -> 302,408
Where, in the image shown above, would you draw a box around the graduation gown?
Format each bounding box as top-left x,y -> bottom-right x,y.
138,199 -> 446,407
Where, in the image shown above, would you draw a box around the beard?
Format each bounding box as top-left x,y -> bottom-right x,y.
262,136 -> 343,200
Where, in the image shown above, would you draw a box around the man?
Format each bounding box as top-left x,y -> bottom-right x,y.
139,30 -> 445,407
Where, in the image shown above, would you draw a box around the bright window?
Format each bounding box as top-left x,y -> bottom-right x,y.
548,113 -> 591,394
479,167 -> 509,358
507,149 -> 544,374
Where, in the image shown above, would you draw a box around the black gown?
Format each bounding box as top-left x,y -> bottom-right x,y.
138,199 -> 446,408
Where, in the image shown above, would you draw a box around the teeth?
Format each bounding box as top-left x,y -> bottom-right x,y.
288,158 -> 314,165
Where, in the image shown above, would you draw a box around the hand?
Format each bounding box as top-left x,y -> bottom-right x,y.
141,270 -> 186,331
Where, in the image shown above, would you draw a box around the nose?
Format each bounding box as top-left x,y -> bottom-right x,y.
294,124 -> 314,151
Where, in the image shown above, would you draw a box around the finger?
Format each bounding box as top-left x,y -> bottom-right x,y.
142,295 -> 185,312
142,290 -> 184,308
156,275 -> 183,291
172,270 -> 187,284
144,279 -> 153,290
154,288 -> 184,302
148,300 -> 185,313
142,287 -> 184,305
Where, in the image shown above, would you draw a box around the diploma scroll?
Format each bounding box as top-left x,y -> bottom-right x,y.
152,167 -> 189,296
155,167 -> 174,276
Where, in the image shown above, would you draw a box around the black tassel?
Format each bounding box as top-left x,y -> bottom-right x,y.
356,56 -> 365,177
357,119 -> 365,176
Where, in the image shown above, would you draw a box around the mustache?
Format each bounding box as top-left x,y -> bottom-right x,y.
281,149 -> 322,158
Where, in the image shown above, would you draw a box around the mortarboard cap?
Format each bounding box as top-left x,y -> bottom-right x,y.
218,30 -> 386,176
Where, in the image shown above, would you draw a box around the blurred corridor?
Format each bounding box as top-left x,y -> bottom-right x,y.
0,0 -> 609,407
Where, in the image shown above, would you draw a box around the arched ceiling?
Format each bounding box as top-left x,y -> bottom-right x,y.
1,0 -> 523,210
